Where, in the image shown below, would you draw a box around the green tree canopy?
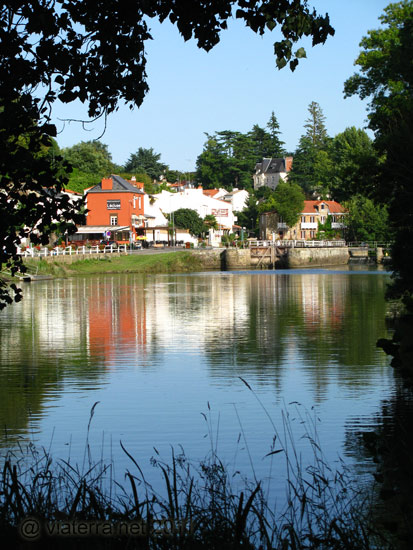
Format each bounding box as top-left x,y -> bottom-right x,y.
289,102 -> 330,196
328,127 -> 381,202
344,0 -> 413,302
124,148 -> 167,180
172,208 -> 205,237
344,195 -> 391,242
196,114 -> 286,190
62,141 -> 114,175
258,180 -> 305,227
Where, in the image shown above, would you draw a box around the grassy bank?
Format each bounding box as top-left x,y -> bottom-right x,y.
24,252 -> 205,278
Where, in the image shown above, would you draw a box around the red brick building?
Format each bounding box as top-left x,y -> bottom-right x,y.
72,175 -> 145,244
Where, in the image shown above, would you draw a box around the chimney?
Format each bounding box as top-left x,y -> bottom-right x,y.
285,157 -> 293,172
101,177 -> 112,190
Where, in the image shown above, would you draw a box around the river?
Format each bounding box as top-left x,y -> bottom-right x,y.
0,265 -> 394,504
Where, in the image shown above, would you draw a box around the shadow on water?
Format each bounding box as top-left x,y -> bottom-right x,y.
345,376 -> 413,549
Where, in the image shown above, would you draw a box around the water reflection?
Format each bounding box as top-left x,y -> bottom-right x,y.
0,271 -> 392,469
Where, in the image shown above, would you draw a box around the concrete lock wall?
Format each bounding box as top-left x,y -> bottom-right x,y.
224,249 -> 251,269
192,249 -> 225,270
286,247 -> 350,268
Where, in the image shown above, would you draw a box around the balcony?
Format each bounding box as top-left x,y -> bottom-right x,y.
277,222 -> 288,229
332,222 -> 346,229
301,222 -> 317,229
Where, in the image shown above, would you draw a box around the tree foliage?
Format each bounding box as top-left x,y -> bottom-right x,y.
124,148 -> 167,180
63,141 -> 114,175
0,0 -> 334,308
344,195 -> 391,242
344,0 -> 413,302
328,127 -> 381,202
258,180 -> 305,227
196,113 -> 286,190
289,101 -> 330,196
172,208 -> 205,237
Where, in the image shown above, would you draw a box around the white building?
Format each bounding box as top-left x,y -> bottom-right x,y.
142,194 -> 197,245
153,187 -> 236,246
220,189 -> 249,212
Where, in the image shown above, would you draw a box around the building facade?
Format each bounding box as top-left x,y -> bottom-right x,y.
253,157 -> 293,191
71,175 -> 145,244
260,200 -> 347,240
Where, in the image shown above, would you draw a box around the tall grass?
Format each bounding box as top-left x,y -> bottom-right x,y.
0,393 -> 393,549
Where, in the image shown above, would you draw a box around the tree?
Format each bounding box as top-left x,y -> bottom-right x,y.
172,208 -> 205,237
124,147 -> 167,180
266,111 -> 286,156
328,127 -> 381,202
304,101 -> 329,149
0,1 -> 334,308
258,180 -> 305,227
203,214 -> 219,231
344,195 -> 391,242
235,194 -> 260,235
344,1 -> 413,303
63,141 -> 114,175
289,101 -> 330,196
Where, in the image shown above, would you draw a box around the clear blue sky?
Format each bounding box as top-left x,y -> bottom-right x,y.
52,0 -> 390,173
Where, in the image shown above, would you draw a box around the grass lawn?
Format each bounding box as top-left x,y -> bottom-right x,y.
25,251 -> 205,277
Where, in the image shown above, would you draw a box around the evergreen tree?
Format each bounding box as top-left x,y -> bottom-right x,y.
266,111 -> 286,157
124,148 -> 167,180
304,101 -> 329,148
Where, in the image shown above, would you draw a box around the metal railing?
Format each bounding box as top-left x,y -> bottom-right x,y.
249,239 -> 347,248
17,244 -> 128,257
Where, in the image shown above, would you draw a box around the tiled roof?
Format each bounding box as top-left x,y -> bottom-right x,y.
302,200 -> 346,214
202,189 -> 219,197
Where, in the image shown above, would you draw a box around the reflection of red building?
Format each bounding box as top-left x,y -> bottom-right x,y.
88,279 -> 147,363
75,175 -> 146,244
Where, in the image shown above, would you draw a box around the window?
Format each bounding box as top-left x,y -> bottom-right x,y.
310,230 -> 316,238
301,216 -> 306,223
321,203 -> 325,209
301,231 -> 306,239
310,216 -> 315,223
110,215 -> 118,226
321,216 -> 325,223
107,200 -> 120,210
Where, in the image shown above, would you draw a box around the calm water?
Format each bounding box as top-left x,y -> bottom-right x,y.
0,266 -> 393,500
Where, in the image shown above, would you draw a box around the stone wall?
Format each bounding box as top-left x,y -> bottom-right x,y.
286,247 -> 349,268
24,252 -> 124,264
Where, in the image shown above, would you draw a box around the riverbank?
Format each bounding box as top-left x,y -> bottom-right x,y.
21,246 -> 356,278
23,251 -> 206,277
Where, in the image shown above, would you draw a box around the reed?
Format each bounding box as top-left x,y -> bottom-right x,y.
0,397 -> 393,549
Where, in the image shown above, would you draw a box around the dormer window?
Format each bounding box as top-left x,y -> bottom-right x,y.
321,204 -> 325,210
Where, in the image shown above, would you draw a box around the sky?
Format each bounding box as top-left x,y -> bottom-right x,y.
51,0 -> 391,173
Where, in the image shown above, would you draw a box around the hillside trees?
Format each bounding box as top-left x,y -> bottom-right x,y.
196,113 -> 286,189
124,147 -> 168,180
62,140 -> 117,192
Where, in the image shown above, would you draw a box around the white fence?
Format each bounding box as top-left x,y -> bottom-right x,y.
17,245 -> 127,257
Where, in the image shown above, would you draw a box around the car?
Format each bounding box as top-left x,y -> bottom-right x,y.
100,240 -> 118,247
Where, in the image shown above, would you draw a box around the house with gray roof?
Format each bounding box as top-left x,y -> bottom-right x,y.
253,157 -> 293,191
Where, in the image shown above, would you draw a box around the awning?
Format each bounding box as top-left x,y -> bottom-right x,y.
74,225 -> 130,234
